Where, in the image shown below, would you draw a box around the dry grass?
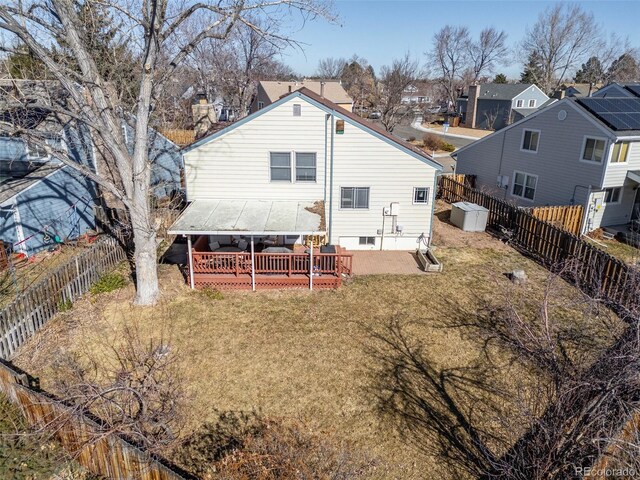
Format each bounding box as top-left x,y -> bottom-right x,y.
585,236 -> 640,266
12,205 -> 623,478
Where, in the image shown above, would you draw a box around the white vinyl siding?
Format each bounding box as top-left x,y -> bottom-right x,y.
581,137 -> 606,163
183,96 -> 439,250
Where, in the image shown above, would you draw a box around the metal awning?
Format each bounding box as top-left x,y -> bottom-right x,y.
627,170 -> 640,184
168,199 -> 325,235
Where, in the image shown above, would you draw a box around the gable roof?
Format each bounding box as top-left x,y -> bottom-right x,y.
592,83 -> 639,98
475,83 -> 539,101
260,80 -> 353,105
452,97 -> 615,157
0,162 -> 62,205
184,87 -> 442,171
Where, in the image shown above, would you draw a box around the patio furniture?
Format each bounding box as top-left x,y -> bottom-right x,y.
216,246 -> 243,253
262,246 -> 293,254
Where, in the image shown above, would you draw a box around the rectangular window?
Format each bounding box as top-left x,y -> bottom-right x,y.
121,124 -> 128,144
293,104 -> 301,116
512,171 -> 537,201
528,99 -> 536,107
521,129 -> 539,152
269,152 -> 291,181
582,138 -> 606,163
413,187 -> 430,204
611,142 -> 630,163
341,187 -> 370,209
516,99 -> 524,108
258,101 -> 264,110
604,187 -> 622,204
26,141 -> 48,160
295,153 -> 316,182
359,236 -> 375,245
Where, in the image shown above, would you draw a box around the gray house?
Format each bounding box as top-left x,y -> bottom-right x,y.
454,97 -> 640,235
457,83 -> 551,130
592,83 -> 640,99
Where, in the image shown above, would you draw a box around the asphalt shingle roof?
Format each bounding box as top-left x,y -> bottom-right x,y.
476,83 -> 535,101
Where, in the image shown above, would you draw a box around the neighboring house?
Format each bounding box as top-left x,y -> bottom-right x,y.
457,83 -> 551,130
592,83 -> 640,99
553,83 -> 601,99
176,87 -> 442,251
249,80 -> 353,114
0,129 -> 96,256
401,81 -> 439,106
454,96 -> 640,234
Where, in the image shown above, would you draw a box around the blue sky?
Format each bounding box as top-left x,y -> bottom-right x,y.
283,1 -> 640,80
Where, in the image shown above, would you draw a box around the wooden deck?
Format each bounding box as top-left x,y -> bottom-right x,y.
189,247 -> 353,290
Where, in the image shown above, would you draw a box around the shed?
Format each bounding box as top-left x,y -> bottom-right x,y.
450,202 -> 489,232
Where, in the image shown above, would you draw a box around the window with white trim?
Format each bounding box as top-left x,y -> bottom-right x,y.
257,101 -> 264,109
604,187 -> 622,204
516,99 -> 524,108
528,99 -> 536,107
295,152 -> 316,182
341,187 -> 370,209
359,236 -> 375,245
26,141 -> 48,160
512,171 -> 537,201
121,124 -> 128,144
611,142 -> 630,163
413,187 -> 430,204
269,152 -> 291,181
582,138 -> 606,163
521,129 -> 539,152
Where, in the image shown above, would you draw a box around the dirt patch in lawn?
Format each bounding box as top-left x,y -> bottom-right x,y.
12,209 -> 623,479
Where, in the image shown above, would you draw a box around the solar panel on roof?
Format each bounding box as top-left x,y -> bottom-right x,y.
625,85 -> 640,97
577,97 -> 640,131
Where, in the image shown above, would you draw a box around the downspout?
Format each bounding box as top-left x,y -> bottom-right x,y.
324,114 -> 329,205
328,111 -> 336,244
428,169 -> 438,246
497,128 -> 508,200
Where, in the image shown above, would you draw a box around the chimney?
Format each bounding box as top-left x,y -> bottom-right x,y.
464,84 -> 480,129
288,85 -> 292,93
192,101 -> 217,138
320,81 -> 325,98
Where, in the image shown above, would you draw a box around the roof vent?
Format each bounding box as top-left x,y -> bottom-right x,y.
558,110 -> 567,121
293,104 -> 301,117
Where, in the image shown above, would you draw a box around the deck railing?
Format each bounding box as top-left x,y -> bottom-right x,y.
192,251 -> 352,277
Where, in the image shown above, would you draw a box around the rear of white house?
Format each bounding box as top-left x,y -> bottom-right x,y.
454,97 -> 640,234
181,88 -> 442,250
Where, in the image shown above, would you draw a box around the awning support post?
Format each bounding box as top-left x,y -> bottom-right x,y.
309,238 -> 313,291
250,235 -> 256,292
187,235 -> 195,289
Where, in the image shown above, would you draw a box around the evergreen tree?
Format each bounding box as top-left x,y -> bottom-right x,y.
574,56 -> 603,84
493,73 -> 507,84
6,43 -> 48,79
520,51 -> 545,89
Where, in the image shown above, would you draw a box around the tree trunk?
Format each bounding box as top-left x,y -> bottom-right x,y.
130,206 -> 160,306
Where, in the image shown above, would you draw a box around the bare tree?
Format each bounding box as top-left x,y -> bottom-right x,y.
315,57 -> 346,79
468,27 -> 509,83
0,0 -> 332,305
430,25 -> 470,109
521,3 -> 602,94
374,53 -> 418,132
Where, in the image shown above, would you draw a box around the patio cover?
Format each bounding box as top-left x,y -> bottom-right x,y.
168,199 -> 325,235
627,170 -> 640,184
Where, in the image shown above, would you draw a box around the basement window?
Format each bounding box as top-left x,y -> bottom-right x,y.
359,236 -> 375,245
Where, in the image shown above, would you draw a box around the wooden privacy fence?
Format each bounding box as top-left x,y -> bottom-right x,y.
0,360 -> 192,480
0,236 -> 126,359
438,175 -> 638,314
525,204 -> 584,236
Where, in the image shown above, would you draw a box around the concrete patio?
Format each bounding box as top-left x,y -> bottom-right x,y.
350,250 -> 427,275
